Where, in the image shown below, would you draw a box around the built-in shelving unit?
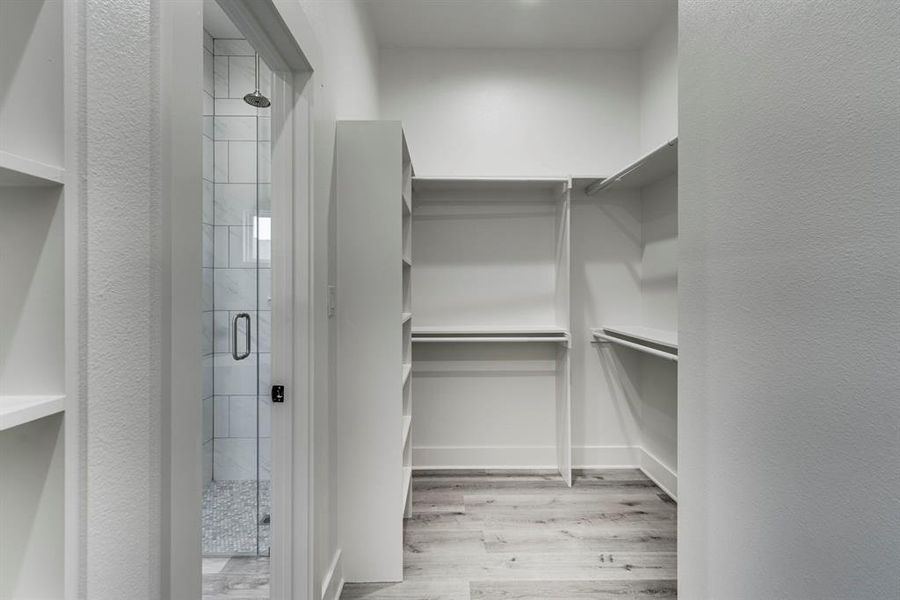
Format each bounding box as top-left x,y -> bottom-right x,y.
576,136 -> 680,499
0,1 -> 68,597
336,121 -> 414,583
410,175 -> 573,485
584,138 -> 677,194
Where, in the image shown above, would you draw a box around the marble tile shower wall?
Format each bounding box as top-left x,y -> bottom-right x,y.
202,31 -> 273,484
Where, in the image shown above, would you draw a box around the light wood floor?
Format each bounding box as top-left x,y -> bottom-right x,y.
342,469 -> 677,599
201,470 -> 677,599
202,556 -> 269,599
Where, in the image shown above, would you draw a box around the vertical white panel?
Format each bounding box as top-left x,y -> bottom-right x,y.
555,345 -> 572,486
336,121 -> 404,583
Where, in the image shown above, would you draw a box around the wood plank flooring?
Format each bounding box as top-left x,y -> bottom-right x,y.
342,470 -> 677,599
202,556 -> 269,600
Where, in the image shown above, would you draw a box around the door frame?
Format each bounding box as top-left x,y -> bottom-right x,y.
163,1 -> 318,598
213,3 -> 315,599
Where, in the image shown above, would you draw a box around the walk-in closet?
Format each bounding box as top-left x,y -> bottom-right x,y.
334,2 -> 680,595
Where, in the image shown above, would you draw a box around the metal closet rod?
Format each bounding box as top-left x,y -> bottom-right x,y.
592,332 -> 678,361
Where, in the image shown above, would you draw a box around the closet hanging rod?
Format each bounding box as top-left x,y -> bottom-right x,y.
592,332 -> 678,361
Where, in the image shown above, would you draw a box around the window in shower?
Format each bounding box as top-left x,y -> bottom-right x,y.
201,27 -> 273,557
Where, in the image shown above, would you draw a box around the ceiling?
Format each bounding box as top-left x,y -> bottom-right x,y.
362,0 -> 676,51
203,0 -> 243,39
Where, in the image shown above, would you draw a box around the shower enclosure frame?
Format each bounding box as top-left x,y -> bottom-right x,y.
162,1 -> 317,599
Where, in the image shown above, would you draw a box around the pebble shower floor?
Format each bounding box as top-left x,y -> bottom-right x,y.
202,480 -> 271,556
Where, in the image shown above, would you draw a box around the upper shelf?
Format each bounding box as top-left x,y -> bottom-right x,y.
601,325 -> 677,350
413,325 -> 570,343
592,326 -> 678,361
0,151 -> 65,187
585,138 -> 677,195
413,176 -> 570,195
0,395 -> 65,431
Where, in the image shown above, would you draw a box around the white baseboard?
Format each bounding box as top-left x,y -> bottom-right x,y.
639,448 -> 678,501
571,444 -> 641,468
412,444 -> 677,501
320,549 -> 343,600
413,445 -> 557,469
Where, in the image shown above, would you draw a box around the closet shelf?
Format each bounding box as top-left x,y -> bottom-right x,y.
592,326 -> 678,361
402,312 -> 413,324
0,151 -> 65,187
585,138 -> 677,194
413,325 -> 570,343
0,395 -> 65,431
402,415 -> 412,449
413,176 -> 570,195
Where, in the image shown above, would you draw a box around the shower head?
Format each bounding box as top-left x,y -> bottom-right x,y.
243,89 -> 271,108
243,54 -> 271,108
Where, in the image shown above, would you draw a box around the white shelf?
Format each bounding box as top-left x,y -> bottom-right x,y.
592,326 -> 678,361
401,466 -> 412,512
585,138 -> 677,194
413,175 -> 569,195
413,325 -> 570,343
402,312 -> 413,324
0,151 -> 65,187
601,325 -> 677,349
402,415 -> 412,449
0,395 -> 65,431
402,363 -> 412,385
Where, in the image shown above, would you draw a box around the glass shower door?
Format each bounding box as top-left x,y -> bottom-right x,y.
201,36 -> 273,558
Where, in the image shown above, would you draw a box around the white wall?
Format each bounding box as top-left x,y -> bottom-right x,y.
379,48 -> 640,177
638,174 -> 677,493
639,16 -> 677,153
569,189 -> 645,468
679,1 -> 900,597
291,1 -> 382,596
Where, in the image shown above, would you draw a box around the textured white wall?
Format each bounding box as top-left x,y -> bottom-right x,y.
83,0 -> 161,597
679,1 -> 900,597
379,48 -> 640,177
639,16 -> 677,153
293,0 -> 382,595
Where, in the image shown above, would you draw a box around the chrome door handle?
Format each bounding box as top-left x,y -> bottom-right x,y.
232,312 -> 251,360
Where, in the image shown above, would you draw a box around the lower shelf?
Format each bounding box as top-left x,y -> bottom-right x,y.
0,395 -> 65,431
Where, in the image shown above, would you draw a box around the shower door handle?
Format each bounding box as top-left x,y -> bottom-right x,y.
232,313 -> 251,360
